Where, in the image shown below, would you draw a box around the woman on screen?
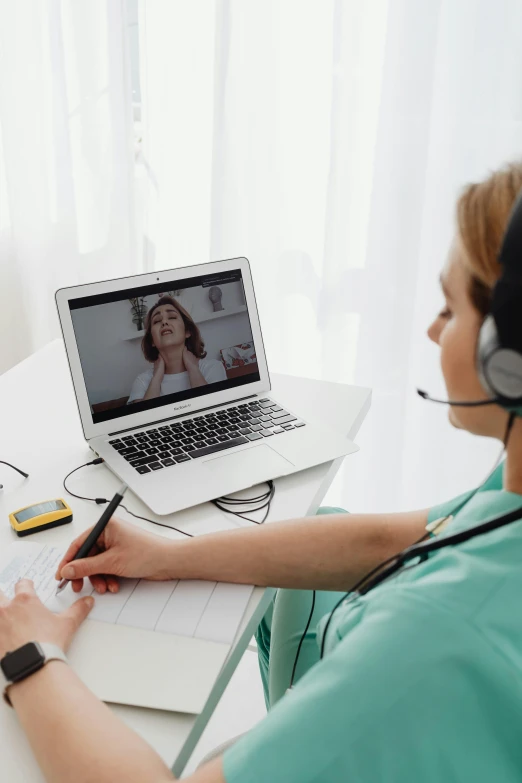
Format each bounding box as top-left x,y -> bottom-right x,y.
128,296 -> 226,403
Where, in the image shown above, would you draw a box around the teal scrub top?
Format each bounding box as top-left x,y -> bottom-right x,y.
224,462 -> 522,782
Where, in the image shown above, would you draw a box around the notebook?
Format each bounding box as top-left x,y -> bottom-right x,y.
0,542 -> 254,713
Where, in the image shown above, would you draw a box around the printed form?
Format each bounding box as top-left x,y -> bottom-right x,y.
0,542 -> 253,646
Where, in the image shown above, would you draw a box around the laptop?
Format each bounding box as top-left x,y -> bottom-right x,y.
56,257 -> 358,515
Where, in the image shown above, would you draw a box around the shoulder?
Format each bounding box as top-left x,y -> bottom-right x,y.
128,368 -> 154,403
368,495 -> 522,625
350,514 -> 522,669
198,358 -> 227,378
332,588 -> 470,664
134,368 -> 153,384
129,368 -> 153,395
198,358 -> 223,371
427,462 -> 505,526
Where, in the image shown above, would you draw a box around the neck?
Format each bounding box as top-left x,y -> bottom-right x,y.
504,416 -> 522,495
159,346 -> 185,374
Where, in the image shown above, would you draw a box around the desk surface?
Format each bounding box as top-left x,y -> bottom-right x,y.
0,339 -> 371,780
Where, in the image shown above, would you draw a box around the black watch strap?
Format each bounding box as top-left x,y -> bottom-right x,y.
0,642 -> 67,706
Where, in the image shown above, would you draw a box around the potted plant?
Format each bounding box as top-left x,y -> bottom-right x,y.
129,296 -> 148,331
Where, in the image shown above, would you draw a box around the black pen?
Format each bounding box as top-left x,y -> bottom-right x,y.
56,483 -> 128,594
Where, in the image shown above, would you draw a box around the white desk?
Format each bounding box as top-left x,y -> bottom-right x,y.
0,339 -> 371,780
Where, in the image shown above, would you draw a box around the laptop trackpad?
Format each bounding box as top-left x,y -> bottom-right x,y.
202,444 -> 294,486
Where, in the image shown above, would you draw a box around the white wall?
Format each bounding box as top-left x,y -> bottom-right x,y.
174,280 -> 245,320
199,314 -> 252,364
71,280 -> 253,406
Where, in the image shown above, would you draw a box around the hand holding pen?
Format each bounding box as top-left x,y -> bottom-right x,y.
55,508 -> 177,595
55,484 -> 128,594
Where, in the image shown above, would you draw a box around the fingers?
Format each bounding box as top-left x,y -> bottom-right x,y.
105,575 -> 120,593
89,575 -> 120,594
61,547 -> 99,591
90,575 -> 108,594
55,528 -> 100,579
55,546 -> 103,593
0,589 -> 8,607
59,550 -> 114,581
63,595 -> 95,631
55,518 -> 124,581
69,575 -> 120,594
14,578 -> 36,597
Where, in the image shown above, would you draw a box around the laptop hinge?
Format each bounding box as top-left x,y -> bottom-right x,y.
107,393 -> 261,437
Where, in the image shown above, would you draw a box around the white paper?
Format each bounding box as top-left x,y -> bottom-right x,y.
0,542 -> 252,645
116,579 -> 174,631
155,580 -> 215,637
195,582 -> 255,644
0,543 -> 59,601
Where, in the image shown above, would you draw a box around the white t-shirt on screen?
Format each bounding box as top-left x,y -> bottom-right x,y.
127,358 -> 227,403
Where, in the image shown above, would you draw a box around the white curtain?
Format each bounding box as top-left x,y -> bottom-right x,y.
0,0 -> 137,374
1,1 -> 521,514
139,0 -> 522,513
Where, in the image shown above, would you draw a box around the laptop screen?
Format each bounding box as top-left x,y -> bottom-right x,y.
69,269 -> 260,425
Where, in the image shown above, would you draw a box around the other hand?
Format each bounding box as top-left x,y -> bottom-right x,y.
153,355 -> 166,378
0,580 -> 93,658
182,347 -> 199,371
55,518 -> 175,594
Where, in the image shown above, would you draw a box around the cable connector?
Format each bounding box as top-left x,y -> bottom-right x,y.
425,515 -> 453,536
91,458 -> 104,465
95,498 -> 108,504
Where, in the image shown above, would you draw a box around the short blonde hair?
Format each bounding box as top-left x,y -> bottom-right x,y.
456,161 -> 522,316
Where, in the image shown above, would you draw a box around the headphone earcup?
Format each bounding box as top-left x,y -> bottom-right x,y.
477,315 -> 499,397
477,314 -> 522,403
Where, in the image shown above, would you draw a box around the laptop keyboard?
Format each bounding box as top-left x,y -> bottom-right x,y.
108,399 -> 306,474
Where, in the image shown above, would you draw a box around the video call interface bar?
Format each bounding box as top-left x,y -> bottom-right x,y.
69,270 -> 244,311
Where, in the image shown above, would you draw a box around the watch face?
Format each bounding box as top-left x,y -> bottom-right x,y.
1,642 -> 45,682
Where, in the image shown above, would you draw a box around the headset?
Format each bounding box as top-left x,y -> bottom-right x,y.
289,189 -> 522,688
418,189 -> 522,410
477,190 -> 522,407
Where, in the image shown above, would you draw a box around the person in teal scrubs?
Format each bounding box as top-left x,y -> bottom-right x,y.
1,164 -> 522,783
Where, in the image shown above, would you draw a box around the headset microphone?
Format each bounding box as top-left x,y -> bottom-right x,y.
416,389 -> 501,407
419,192 -> 522,413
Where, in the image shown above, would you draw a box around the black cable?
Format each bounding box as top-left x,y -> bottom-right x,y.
504,410 -> 517,448
317,430 -> 514,661
63,460 -> 108,504
0,460 -> 29,481
289,418 -> 517,687
289,589 -> 316,688
216,486 -> 274,504
211,481 -> 275,524
317,533 -> 429,662
63,461 -> 276,536
119,503 -> 193,535
287,526 -> 431,690
63,458 -> 193,538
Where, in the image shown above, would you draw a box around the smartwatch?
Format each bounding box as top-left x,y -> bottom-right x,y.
0,642 -> 68,706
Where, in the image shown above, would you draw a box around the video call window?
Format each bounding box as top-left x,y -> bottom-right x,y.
69,270 -> 260,424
